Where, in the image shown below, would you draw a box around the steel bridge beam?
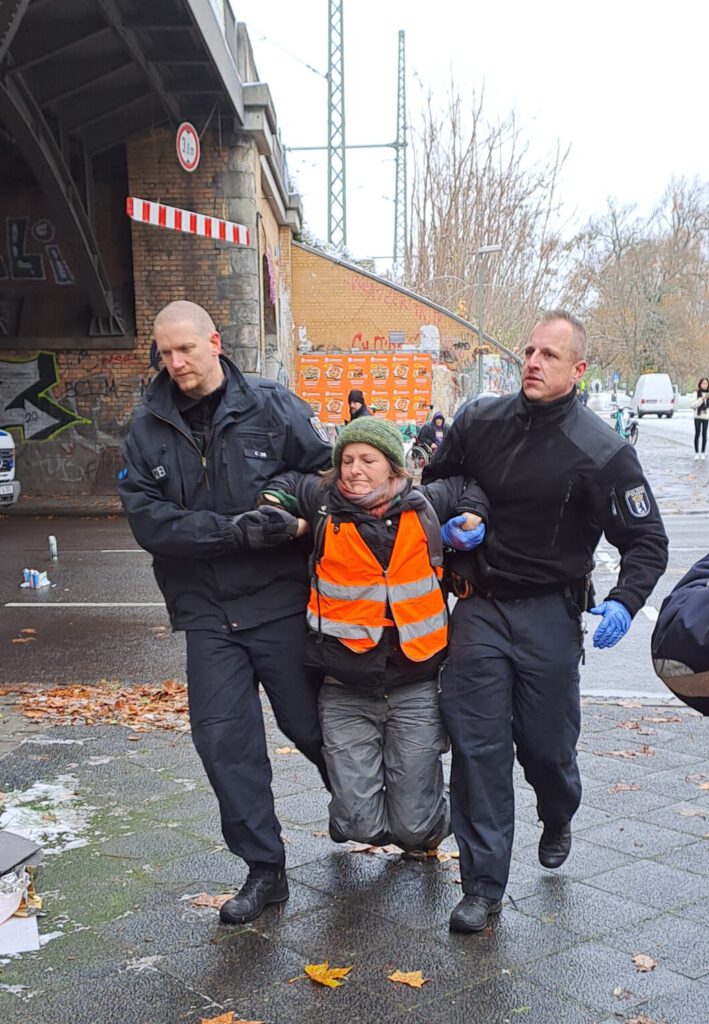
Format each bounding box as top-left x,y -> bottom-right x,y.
0,0 -> 31,64
0,72 -> 122,329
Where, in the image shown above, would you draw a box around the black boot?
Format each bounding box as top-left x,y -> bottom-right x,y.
219,868 -> 289,925
538,823 -> 572,868
449,895 -> 503,933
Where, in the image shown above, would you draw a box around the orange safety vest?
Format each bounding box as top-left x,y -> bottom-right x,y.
307,509 -> 448,663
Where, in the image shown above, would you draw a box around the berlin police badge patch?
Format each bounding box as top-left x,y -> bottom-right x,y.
625,484 -> 650,518
309,416 -> 330,443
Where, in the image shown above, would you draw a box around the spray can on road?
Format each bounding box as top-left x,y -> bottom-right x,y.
48,535 -> 58,560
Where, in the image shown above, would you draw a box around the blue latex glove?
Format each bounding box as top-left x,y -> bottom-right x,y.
441,515 -> 486,551
590,600 -> 631,649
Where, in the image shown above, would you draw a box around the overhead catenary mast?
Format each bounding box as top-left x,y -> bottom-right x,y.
327,0 -> 346,248
289,3 -> 407,265
393,29 -> 407,276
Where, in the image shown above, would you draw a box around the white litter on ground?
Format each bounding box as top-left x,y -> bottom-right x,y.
0,775 -> 96,854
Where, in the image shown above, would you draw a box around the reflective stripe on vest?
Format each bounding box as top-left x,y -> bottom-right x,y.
307,509 -> 447,662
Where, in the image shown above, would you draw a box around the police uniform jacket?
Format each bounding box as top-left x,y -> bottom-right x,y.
118,356 -> 332,632
422,388 -> 668,616
651,551 -> 709,714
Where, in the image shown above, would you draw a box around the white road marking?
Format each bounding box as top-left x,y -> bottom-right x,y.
4,602 -> 164,608
640,605 -> 659,622
99,549 -> 146,553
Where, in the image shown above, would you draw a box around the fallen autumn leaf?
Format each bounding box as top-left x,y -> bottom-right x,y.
388,969 -> 429,988
190,893 -> 233,909
348,841 -> 403,855
200,1014 -> 264,1024
632,953 -> 657,972
292,961 -> 353,988
1,680 -> 189,731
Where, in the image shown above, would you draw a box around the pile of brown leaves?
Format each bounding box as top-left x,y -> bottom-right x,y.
0,679 -> 189,732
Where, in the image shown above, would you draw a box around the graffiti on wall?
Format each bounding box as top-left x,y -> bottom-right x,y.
0,218 -> 74,285
0,353 -> 88,440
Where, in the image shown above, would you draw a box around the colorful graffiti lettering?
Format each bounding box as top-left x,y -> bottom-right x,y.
0,352 -> 88,440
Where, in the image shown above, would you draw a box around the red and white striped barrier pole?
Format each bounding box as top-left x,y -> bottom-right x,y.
126,197 -> 250,246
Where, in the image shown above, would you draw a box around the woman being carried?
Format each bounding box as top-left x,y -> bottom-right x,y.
261,417 -> 488,854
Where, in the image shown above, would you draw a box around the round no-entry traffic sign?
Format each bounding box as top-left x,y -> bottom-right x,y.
176,122 -> 200,173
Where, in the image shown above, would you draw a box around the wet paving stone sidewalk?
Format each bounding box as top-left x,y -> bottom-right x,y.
0,698 -> 707,1024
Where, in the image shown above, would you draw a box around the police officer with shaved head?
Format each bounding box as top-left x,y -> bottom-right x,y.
119,300 -> 332,926
423,309 -> 668,933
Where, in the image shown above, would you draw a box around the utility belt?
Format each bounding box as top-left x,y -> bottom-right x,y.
563,574 -> 596,619
445,568 -> 595,618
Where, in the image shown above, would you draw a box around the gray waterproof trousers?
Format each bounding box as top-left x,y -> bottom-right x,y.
320,676 -> 451,850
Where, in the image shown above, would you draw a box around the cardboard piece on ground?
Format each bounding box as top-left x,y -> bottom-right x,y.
0,913 -> 40,954
0,830 -> 42,875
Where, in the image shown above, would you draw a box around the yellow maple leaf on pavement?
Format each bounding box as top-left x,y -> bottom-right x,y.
388,969 -> 429,988
299,960 -> 353,988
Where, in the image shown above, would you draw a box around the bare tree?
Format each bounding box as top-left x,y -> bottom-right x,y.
406,85 -> 575,351
571,180 -> 709,384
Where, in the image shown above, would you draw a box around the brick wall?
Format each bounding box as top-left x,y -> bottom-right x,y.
291,244 -> 521,413
1,127 -> 296,496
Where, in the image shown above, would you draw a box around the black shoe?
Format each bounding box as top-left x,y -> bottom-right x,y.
219,869 -> 289,925
538,823 -> 572,868
449,895 -> 502,933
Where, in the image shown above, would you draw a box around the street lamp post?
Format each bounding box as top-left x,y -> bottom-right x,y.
476,244 -> 502,394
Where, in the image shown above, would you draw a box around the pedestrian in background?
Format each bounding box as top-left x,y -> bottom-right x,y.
417,411 -> 449,451
691,377 -> 709,461
423,309 -> 668,933
260,417 -> 489,856
119,300 -> 332,927
346,388 -> 372,422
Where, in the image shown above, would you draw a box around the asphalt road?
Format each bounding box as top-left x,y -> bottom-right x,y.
1,413 -> 706,699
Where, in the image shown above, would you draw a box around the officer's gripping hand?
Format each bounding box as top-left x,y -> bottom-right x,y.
231,506 -> 299,549
441,513 -> 486,551
589,600 -> 631,649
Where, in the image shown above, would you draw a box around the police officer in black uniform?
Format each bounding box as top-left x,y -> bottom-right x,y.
119,301 -> 332,925
423,309 -> 668,933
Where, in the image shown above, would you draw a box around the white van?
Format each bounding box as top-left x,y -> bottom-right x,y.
630,373 -> 676,418
0,429 -> 21,506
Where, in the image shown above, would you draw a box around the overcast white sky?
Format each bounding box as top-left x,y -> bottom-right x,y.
234,0 -> 707,272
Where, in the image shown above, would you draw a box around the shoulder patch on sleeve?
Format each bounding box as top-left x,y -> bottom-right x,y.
624,484 -> 651,518
309,416 -> 330,443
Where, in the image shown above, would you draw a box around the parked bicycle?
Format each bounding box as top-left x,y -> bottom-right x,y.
405,440 -> 434,473
610,405 -> 639,446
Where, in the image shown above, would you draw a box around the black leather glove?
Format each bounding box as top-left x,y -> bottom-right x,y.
231,506 -> 299,549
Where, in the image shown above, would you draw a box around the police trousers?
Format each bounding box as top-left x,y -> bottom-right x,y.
186,614 -> 328,870
440,592 -> 583,900
320,677 -> 450,851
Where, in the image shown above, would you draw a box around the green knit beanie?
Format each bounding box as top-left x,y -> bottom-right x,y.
333,417 -> 405,468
